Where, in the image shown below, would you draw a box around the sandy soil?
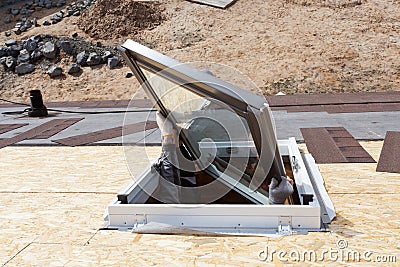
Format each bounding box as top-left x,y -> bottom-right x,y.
1,0 -> 400,102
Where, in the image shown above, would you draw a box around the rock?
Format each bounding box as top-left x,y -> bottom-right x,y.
30,35 -> 41,43
30,49 -> 42,61
25,39 -> 38,52
0,57 -> 6,66
32,18 -> 39,27
7,45 -> 22,57
17,49 -> 30,63
12,28 -> 21,35
0,46 -> 8,57
67,63 -> 81,74
5,56 -> 17,70
42,20 -> 51,26
5,40 -> 17,47
86,52 -> 101,66
42,42 -> 57,59
42,34 -> 53,39
20,26 -> 27,33
60,40 -> 72,54
107,56 -> 119,69
50,14 -> 62,23
76,51 -> 88,65
25,20 -> 32,28
4,18 -> 12,24
101,51 -> 112,62
20,9 -> 29,15
15,63 -> 34,74
10,44 -> 22,52
73,11 -> 80,16
72,32 -> 78,38
11,9 -> 19,15
5,32 -> 11,37
126,72 -> 133,78
47,65 -> 63,77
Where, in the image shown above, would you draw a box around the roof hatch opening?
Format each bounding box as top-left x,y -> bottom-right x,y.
104,40 -> 336,236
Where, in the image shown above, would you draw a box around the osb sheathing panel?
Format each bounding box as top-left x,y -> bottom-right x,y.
359,141 -> 383,162
317,142 -> 398,194
0,233 -> 37,265
1,142 -> 400,266
0,193 -> 109,246
4,235 -> 341,266
329,194 -> 400,238
318,163 -> 400,194
7,232 -> 399,266
0,146 -> 161,193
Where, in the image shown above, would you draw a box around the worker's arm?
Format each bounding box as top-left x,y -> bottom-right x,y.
153,112 -> 181,203
268,176 -> 294,204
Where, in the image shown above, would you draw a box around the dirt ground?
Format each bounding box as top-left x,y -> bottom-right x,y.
0,0 -> 400,102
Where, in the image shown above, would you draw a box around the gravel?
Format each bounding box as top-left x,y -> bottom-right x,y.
67,63 -> 81,74
47,65 -> 63,77
76,51 -> 88,65
15,63 -> 35,75
86,52 -> 101,66
107,56 -> 119,69
1,35 -> 122,77
42,41 -> 58,59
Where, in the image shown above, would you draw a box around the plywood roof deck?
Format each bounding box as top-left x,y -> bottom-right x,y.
0,142 -> 399,266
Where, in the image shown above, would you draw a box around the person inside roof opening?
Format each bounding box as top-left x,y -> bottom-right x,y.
153,112 -> 294,204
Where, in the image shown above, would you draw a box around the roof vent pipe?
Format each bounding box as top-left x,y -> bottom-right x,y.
28,90 -> 48,117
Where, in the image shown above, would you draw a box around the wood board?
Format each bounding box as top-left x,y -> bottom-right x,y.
187,0 -> 237,9
1,142 -> 399,265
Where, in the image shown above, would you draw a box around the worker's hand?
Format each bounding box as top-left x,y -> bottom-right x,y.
156,112 -> 177,145
269,176 -> 294,204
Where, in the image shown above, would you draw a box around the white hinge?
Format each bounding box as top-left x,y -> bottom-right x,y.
278,216 -> 293,235
133,214 -> 147,229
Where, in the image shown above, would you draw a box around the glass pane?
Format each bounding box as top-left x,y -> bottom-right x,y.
140,66 -> 268,198
141,68 -> 208,120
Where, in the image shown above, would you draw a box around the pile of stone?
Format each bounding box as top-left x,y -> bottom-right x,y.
9,17 -> 40,36
0,1 -> 24,8
0,34 -> 121,77
4,0 -> 97,37
43,0 -> 97,26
